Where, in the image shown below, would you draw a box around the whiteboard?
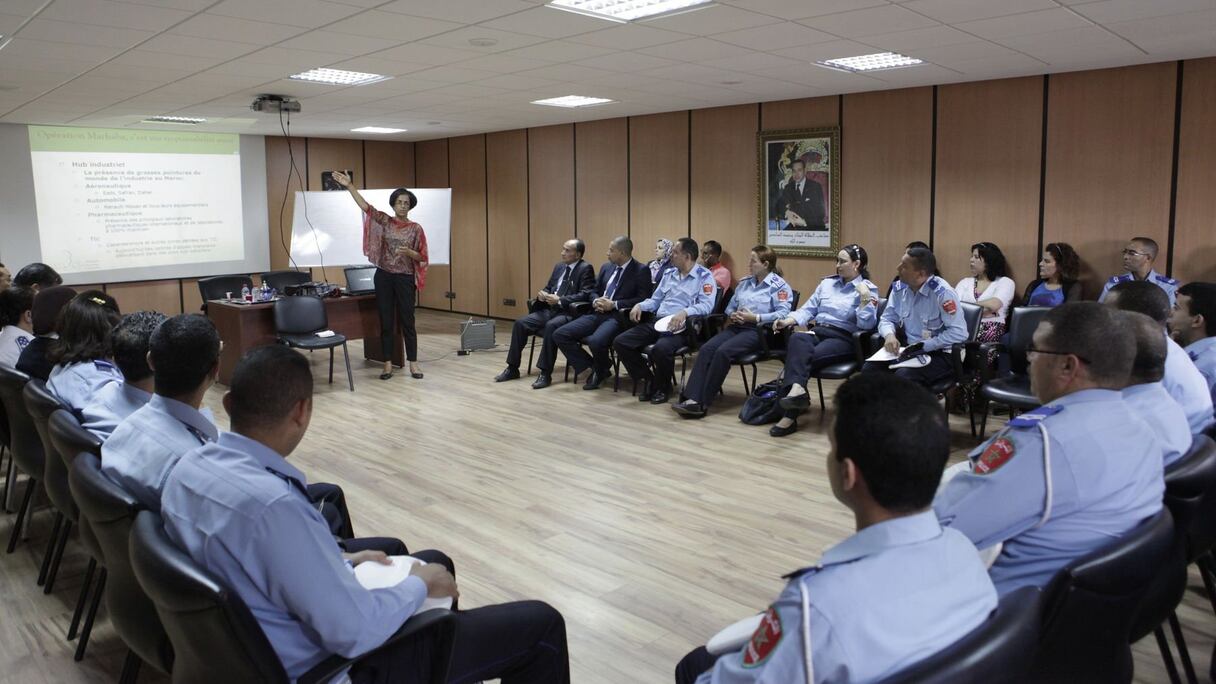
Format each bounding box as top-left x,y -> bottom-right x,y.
289,188 -> 451,267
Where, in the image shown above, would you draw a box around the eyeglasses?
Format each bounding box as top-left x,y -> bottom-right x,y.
1027,344 -> 1090,365
1121,249 -> 1149,258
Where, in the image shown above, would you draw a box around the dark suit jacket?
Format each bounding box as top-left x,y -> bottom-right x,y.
592,259 -> 652,312
779,177 -> 826,228
538,259 -> 596,311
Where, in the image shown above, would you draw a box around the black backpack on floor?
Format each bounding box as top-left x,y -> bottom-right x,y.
738,379 -> 788,425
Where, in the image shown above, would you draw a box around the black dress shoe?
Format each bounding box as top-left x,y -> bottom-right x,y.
531,373 -> 552,389
778,393 -> 811,411
583,372 -> 608,390
637,381 -> 653,402
495,367 -> 520,382
672,401 -> 706,418
769,420 -> 799,437
649,390 -> 670,405
411,372 -> 424,379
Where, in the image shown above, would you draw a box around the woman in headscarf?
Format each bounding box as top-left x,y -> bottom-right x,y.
648,238 -> 674,285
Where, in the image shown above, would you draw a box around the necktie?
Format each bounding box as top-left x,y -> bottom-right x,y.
605,266 -> 623,300
559,265 -> 574,296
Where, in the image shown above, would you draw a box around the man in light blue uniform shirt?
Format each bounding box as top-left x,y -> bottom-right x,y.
1107,280 -> 1214,433
162,345 -> 570,683
676,374 -> 996,684
864,247 -> 967,387
614,237 -> 717,405
935,303 -> 1164,595
1098,237 -> 1179,306
79,311 -> 164,439
1121,311 -> 1192,467
1172,282 -> 1216,406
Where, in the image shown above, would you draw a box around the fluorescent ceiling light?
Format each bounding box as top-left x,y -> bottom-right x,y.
532,95 -> 614,108
351,126 -> 407,134
546,0 -> 713,22
289,68 -> 390,86
143,116 -> 206,124
816,52 -> 923,73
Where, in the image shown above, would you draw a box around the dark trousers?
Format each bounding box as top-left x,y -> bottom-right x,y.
682,327 -> 763,407
612,325 -> 685,394
674,646 -> 719,684
862,351 -> 953,386
307,482 -> 355,540
374,269 -> 418,362
349,600 -> 570,684
506,309 -> 570,373
782,328 -> 855,388
553,313 -> 622,376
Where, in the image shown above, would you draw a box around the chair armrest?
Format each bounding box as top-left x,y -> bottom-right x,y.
298,609 -> 458,684
852,330 -> 870,365
568,301 -> 592,316
526,298 -> 542,314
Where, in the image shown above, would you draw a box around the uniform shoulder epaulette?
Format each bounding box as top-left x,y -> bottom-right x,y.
94,359 -> 117,371
822,273 -> 839,280
1107,273 -> 1131,285
1154,273 -> 1179,286
765,272 -> 786,288
1008,404 -> 1064,428
891,280 -> 908,292
924,277 -> 942,292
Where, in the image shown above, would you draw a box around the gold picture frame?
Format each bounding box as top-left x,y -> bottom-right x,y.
757,127 -> 841,258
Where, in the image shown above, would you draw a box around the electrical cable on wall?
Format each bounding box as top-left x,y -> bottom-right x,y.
280,108 -> 329,283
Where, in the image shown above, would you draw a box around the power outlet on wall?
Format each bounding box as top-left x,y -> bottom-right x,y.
503,298 -> 516,306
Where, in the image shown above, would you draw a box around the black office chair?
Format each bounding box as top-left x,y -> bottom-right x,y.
1029,508 -> 1175,683
803,298 -> 887,410
129,511 -> 458,684
70,452 -> 172,681
876,586 -> 1042,683
197,275 -> 254,313
0,365 -> 43,555
724,290 -> 802,396
274,295 -> 354,391
22,380 -> 68,589
261,269 -> 311,292
975,306 -> 1051,438
0,388 -> 11,513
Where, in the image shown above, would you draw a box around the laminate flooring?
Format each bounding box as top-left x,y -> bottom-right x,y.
0,309 -> 1210,683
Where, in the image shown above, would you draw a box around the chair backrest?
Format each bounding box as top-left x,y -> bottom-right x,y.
47,409 -> 102,524
1006,306 -> 1051,374
1031,508 -> 1175,682
712,287 -> 732,316
197,275 -> 254,311
877,586 -> 1042,684
0,365 -> 43,479
129,511 -> 289,684
24,381 -> 70,513
1170,435 -> 1216,562
261,270 -> 310,292
959,301 -> 983,342
69,452 -> 173,675
273,295 -> 328,335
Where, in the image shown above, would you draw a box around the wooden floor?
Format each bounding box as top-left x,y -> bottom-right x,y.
1,308 -> 1212,683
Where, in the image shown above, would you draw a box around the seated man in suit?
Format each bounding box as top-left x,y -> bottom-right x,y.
162,345 -> 569,684
613,237 -> 717,405
676,374 -> 996,683
777,159 -> 825,230
495,238 -> 595,389
552,236 -> 652,390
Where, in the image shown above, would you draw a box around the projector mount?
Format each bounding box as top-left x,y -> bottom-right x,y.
250,95 -> 301,114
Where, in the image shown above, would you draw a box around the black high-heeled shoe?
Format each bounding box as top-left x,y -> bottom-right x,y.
769,419 -> 798,437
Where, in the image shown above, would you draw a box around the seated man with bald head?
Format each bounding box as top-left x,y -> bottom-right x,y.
1120,309 -> 1192,468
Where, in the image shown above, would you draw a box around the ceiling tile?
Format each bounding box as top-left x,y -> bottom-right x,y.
351,77 -> 449,94
376,0 -> 536,23
906,40 -> 1028,67
168,13 -> 305,45
139,33 -> 260,59
323,11 -> 461,42
797,5 -> 940,37
641,4 -> 782,35
468,73 -> 565,90
405,65 -> 502,85
565,23 -> 693,50
324,56 -> 431,77
447,53 -> 555,74
720,0 -> 889,21
207,0 -> 361,28
480,5 -> 614,38
418,26 -> 548,53
276,30 -> 403,56
84,61 -> 199,82
898,0 -> 1059,24
515,62 -> 619,82
956,8 -> 1095,40
570,51 -> 680,73
711,22 -> 838,51
1104,8 -> 1216,46
119,0 -> 217,10
863,25 -> 977,52
769,39 -> 889,62
2,37 -> 122,63
699,51 -> 805,73
637,38 -> 756,62
109,48 -> 231,71
945,52 -> 1051,76
17,19 -> 155,49
40,0 -> 193,31
998,25 -> 1147,66
497,40 -> 617,62
643,62 -> 747,85
1069,0 -> 1215,24
371,43 -> 484,66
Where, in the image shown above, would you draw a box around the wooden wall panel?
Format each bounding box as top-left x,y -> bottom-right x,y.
265,136 -> 307,271
415,139 -> 451,310
306,138 -> 363,191
760,96 -> 840,291
364,140 -> 415,189
842,87 -> 934,289
629,112 -> 689,266
487,130 -> 529,320
528,125 -> 576,294
1043,63 -> 1177,298
181,278 -> 204,315
575,119 -> 628,264
449,135 -> 488,316
690,104 -> 758,284
935,77 -> 1044,290
107,280 -> 182,316
1174,57 -> 1216,283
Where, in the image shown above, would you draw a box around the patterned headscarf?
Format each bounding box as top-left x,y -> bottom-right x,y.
649,238 -> 674,282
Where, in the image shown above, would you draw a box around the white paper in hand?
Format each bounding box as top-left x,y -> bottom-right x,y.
352,556 -> 454,612
654,314 -> 685,335
866,346 -> 902,362
706,614 -> 764,655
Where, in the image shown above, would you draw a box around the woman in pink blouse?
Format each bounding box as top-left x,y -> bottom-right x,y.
332,171 -> 428,380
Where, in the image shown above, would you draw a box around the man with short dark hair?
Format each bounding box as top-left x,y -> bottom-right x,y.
11,262 -> 62,293
1099,236 -> 1178,305
935,302 -> 1164,595
1105,280 -> 1213,433
1171,282 -> 1216,405
676,374 -> 996,684
162,345 -> 570,684
495,238 -> 595,389
1121,310 -> 1190,467
699,240 -> 732,293
79,311 -> 166,439
614,237 -> 717,404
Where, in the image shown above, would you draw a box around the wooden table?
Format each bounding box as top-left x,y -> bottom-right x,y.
206,295 -> 403,385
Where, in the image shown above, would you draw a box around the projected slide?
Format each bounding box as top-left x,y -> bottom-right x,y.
28,126 -> 244,275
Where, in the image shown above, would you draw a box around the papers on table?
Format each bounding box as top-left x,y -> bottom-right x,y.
352,556 -> 453,612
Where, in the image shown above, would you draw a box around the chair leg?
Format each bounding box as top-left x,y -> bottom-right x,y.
1167,611 -> 1198,684
1198,553 -> 1216,617
978,400 -> 990,440
527,336 -> 536,376
3,456 -> 15,513
328,347 -> 335,384
0,445 -> 7,513
68,557 -> 96,640
37,511 -> 65,586
738,364 -> 748,394
75,567 -> 106,661
7,477 -> 37,553
613,356 -> 621,393
119,649 -> 142,684
45,518 -> 72,594
1154,625 -> 1183,684
816,378 -> 826,411
342,342 -> 354,392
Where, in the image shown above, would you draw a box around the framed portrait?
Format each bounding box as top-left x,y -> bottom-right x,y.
757,127 -> 841,258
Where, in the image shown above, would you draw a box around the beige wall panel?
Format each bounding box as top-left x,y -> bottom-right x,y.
1174,57 -> 1216,283
575,118 -> 629,264
935,77 -> 1044,290
107,280 -> 182,316
629,112 -> 689,267
364,140 -> 415,188
1043,63 -> 1177,298
690,104 -> 758,284
416,139 -> 451,310
842,87 -> 934,289
449,135 -> 489,316
487,130 -> 530,320
528,124 -> 576,293
306,138 -> 363,191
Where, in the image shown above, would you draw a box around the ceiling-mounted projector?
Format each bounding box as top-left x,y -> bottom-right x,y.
251,95 -> 301,114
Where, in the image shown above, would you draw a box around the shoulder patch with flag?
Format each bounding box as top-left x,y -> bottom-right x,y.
974,437 -> 1015,475
742,606 -> 783,668
777,289 -> 789,301
703,283 -> 713,294
942,299 -> 957,315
